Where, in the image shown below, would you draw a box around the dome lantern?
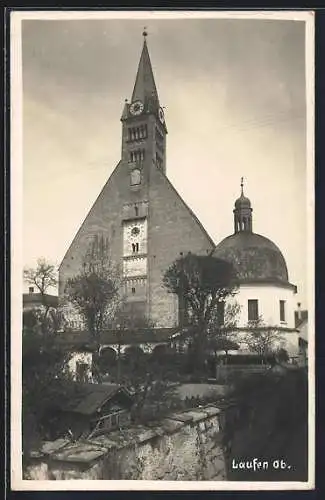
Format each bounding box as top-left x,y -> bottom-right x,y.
233,177 -> 253,233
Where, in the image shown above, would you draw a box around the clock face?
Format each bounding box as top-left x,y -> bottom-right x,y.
158,107 -> 165,124
130,100 -> 144,116
128,224 -> 144,241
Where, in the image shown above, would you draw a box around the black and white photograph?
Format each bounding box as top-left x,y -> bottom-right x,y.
10,10 -> 314,490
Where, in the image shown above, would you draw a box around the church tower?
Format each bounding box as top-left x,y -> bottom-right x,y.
121,30 -> 167,176
59,32 -> 215,331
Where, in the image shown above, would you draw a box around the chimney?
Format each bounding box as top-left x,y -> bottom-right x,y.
297,302 -> 302,320
28,286 -> 34,294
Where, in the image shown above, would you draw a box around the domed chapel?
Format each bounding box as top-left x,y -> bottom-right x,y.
213,178 -> 299,358
59,33 -> 299,360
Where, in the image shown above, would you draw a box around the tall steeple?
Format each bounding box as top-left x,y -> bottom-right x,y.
233,177 -> 253,233
131,29 -> 160,112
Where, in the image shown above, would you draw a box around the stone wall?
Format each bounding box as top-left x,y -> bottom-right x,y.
25,405 -> 226,481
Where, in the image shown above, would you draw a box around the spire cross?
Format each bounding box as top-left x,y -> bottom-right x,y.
143,27 -> 148,38
240,177 -> 244,195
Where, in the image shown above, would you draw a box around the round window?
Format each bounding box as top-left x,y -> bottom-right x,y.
131,227 -> 140,236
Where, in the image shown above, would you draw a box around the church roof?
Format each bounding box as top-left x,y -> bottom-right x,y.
213,231 -> 291,285
214,178 -> 295,288
131,36 -> 159,109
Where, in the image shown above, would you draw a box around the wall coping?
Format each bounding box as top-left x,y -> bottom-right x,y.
30,404 -> 222,468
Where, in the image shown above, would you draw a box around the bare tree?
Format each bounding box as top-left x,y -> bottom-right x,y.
23,258 -> 58,333
163,252 -> 238,372
64,236 -> 121,379
24,258 -> 57,295
243,316 -> 285,364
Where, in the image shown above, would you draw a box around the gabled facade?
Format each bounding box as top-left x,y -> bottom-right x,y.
59,33 -> 215,330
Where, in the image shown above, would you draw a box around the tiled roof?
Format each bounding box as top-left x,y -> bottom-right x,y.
60,382 -> 133,416
55,327 -> 179,347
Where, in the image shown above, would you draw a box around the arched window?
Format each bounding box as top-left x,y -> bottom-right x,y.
131,243 -> 139,253
130,168 -> 141,186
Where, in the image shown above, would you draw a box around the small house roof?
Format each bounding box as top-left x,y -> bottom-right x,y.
60,382 -> 133,416
23,293 -> 59,309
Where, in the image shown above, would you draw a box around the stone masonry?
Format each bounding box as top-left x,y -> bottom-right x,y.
25,405 -> 226,481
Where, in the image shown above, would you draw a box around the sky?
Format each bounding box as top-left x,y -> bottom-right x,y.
20,14 -> 310,306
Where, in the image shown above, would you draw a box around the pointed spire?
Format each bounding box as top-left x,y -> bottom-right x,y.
240,176 -> 244,196
131,30 -> 159,109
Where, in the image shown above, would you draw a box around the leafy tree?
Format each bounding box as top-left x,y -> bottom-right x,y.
22,304 -> 73,461
163,253 -> 238,372
22,258 -> 77,461
243,316 -> 285,364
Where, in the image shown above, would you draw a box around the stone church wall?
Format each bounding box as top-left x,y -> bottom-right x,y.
59,159 -> 215,329
148,169 -> 215,327
25,405 -> 226,481
58,162 -> 126,298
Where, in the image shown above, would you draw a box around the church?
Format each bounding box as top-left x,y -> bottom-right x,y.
59,32 -> 299,360
59,31 -> 215,333
213,179 -> 299,358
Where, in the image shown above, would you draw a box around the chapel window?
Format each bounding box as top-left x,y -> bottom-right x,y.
280,300 -> 286,322
248,299 -> 259,321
